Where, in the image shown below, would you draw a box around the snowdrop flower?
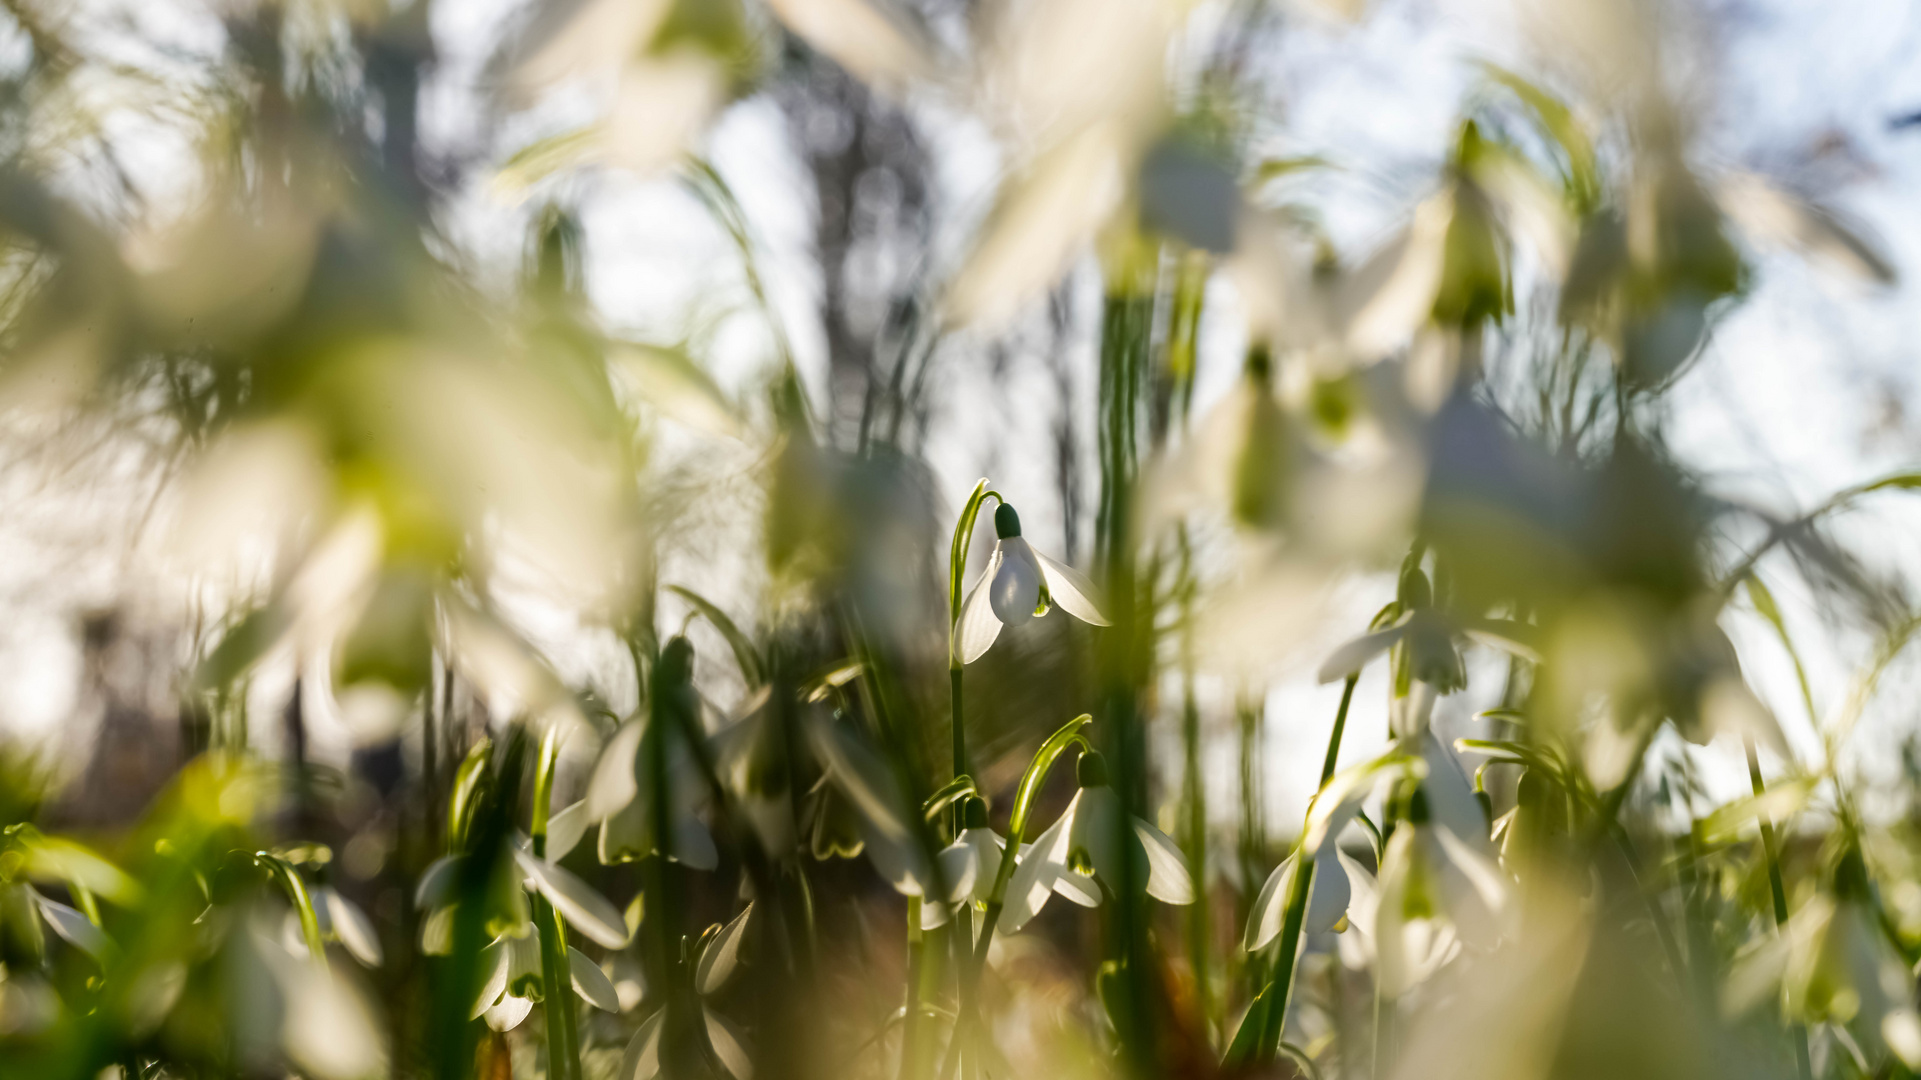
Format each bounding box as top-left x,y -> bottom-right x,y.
1316,567 -> 1536,737
312,886 -> 382,968
583,682 -> 720,871
803,711 -> 941,901
284,885 -> 383,968
1372,736 -> 1511,997
415,848 -> 630,957
471,924 -> 622,1032
622,905 -> 755,1080
920,797 -> 1007,931
1255,731 -> 1506,995
1,881 -> 112,963
1243,839 -> 1374,953
1726,847 -> 1921,1072
954,503 -> 1109,664
1001,752 -> 1192,932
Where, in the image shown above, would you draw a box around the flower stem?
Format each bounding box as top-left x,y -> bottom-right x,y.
1746,736 -> 1812,1080
900,899 -> 929,1080
530,725 -> 582,1080
1250,674 -> 1358,1065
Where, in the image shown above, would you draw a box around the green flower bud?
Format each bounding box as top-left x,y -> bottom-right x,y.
962,796 -> 989,830
994,503 -> 1022,539
1076,750 -> 1109,788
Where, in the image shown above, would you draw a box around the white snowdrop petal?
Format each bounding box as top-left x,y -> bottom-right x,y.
919,897 -> 952,931
1316,623 -> 1410,684
705,1007 -> 755,1080
414,855 -> 461,911
1132,817 -> 1194,905
515,850 -> 630,949
546,799 -> 594,862
1051,866 -> 1102,907
472,941 -> 511,1019
1417,732 -> 1488,846
620,1009 -> 667,1080
484,994 -> 533,1032
1002,816 -> 1071,932
1032,547 -> 1110,626
280,958 -> 390,1078
989,539 -> 1042,627
672,817 -> 720,871
697,905 -> 753,995
1431,826 -> 1512,949
317,888 -> 383,968
965,829 -> 1005,905
34,892 -> 111,961
937,839 -> 980,903
584,719 -> 646,820
1244,856 -> 1294,953
569,947 -> 621,1012
1305,847 -> 1353,935
954,549 -> 1005,664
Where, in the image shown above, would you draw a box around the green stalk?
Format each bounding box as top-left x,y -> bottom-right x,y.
945,480 -> 1001,780
1247,675 -> 1357,1065
1746,736 -> 1812,1080
945,479 -> 1002,1071
530,725 -> 582,1080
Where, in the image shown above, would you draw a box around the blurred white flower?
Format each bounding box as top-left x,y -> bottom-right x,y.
621,905 -> 755,1080
311,886 -> 382,968
1725,851 -> 1921,1072
584,714 -> 720,872
954,503 -> 1109,664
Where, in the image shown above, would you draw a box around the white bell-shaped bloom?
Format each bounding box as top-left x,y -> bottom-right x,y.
621,905 -> 755,1080
1316,604 -> 1536,737
584,714 -> 720,871
954,504 -> 1110,664
312,886 -> 383,968
472,927 -> 622,1032
414,847 -> 630,959
1725,857 -> 1921,1072
921,798 -> 1008,930
1244,841 -> 1373,952
1001,756 -> 1192,932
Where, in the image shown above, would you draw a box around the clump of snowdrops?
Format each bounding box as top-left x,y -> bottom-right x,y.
0,2 -> 1917,1080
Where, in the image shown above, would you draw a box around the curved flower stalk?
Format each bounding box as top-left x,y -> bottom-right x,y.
621,905 -> 755,1080
472,924 -> 622,1032
1725,847 -> 1921,1073
1001,751 -> 1192,932
954,502 -> 1109,665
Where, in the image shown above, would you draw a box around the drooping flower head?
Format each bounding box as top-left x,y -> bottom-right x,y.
954,503 -> 1110,664
1002,751 -> 1192,932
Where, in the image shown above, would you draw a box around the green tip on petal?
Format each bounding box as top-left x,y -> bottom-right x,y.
1076,750 -> 1108,789
962,796 -> 988,829
994,503 -> 1022,538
